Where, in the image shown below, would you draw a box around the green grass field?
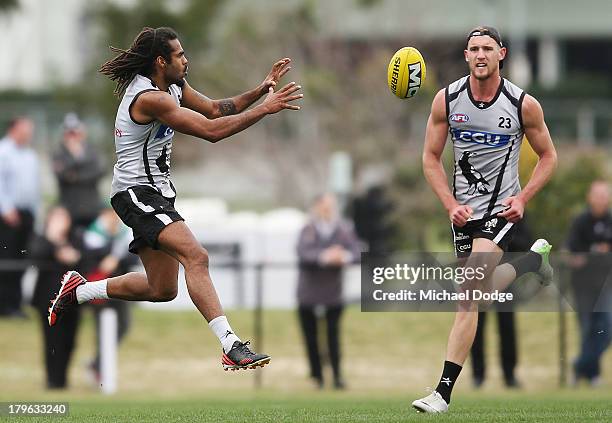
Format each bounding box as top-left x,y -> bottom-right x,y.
2,392 -> 611,422
1,307 -> 610,422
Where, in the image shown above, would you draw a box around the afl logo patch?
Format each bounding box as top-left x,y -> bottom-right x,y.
450,113 -> 469,123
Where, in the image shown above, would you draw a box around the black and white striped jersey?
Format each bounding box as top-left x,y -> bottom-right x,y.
111,74 -> 183,198
446,76 -> 526,220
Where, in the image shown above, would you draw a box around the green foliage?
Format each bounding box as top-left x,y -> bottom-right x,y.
530,73 -> 612,99
527,150 -> 607,247
91,0 -> 223,53
356,0 -> 383,7
389,149 -> 456,251
0,0 -> 18,12
56,0 -> 223,124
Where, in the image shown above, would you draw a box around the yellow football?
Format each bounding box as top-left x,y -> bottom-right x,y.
387,47 -> 426,99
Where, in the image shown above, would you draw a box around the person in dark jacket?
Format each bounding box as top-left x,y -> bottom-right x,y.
296,193 -> 361,389
566,180 -> 612,386
52,113 -> 105,228
30,206 -> 81,389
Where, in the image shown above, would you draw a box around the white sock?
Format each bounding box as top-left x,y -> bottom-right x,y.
76,279 -> 109,304
208,315 -> 241,353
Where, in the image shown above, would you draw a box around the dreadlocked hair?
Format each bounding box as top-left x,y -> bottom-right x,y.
99,26 -> 178,96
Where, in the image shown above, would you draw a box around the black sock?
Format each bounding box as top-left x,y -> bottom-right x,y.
509,251 -> 542,278
435,360 -> 462,404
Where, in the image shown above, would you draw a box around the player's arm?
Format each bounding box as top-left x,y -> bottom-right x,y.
135,83 -> 302,143
518,95 -> 557,203
498,95 -> 557,222
423,89 -> 472,226
180,58 -> 292,119
180,81 -> 267,119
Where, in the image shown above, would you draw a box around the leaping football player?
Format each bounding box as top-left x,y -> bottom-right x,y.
48,27 -> 302,371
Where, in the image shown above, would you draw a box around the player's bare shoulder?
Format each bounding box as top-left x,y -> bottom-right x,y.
520,93 -> 555,156
132,90 -> 177,124
520,94 -> 545,128
430,89 -> 448,123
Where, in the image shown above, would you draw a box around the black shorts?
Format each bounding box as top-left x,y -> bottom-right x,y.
111,186 -> 184,255
451,216 -> 516,258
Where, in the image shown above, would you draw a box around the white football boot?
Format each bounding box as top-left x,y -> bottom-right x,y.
412,390 -> 448,413
530,239 -> 553,286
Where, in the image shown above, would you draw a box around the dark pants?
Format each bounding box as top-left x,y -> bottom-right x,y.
574,311 -> 612,379
37,307 -> 80,389
0,210 -> 34,315
297,305 -> 343,382
471,311 -> 517,384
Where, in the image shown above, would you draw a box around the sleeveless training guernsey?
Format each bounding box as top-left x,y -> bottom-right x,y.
446,75 -> 526,220
111,74 -> 182,198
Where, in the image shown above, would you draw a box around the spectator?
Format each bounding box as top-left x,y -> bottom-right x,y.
296,193 -> 361,389
53,113 -> 105,228
470,218 -> 533,388
567,180 -> 612,386
30,206 -> 81,389
352,185 -> 395,255
0,117 -> 39,318
79,206 -> 135,385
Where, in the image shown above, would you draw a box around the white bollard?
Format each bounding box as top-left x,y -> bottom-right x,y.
99,308 -> 118,394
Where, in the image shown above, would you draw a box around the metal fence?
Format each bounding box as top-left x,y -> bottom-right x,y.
0,256 -> 594,391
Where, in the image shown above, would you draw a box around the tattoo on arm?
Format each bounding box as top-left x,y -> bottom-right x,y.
218,99 -> 237,116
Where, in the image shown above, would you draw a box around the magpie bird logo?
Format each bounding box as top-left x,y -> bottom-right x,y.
441,377 -> 452,386
223,330 -> 234,339
482,218 -> 498,233
458,151 -> 490,195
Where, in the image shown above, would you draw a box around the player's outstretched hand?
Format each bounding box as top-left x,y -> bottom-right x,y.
262,82 -> 303,114
449,204 -> 473,227
497,196 -> 524,223
262,58 -> 292,90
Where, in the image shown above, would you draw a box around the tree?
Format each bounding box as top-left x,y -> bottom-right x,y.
0,0 -> 18,12
55,0 -> 223,122
527,150 -> 607,247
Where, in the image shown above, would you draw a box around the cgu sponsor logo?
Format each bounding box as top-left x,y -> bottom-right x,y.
450,128 -> 511,147
406,62 -> 422,97
450,113 -> 469,123
154,124 -> 174,140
